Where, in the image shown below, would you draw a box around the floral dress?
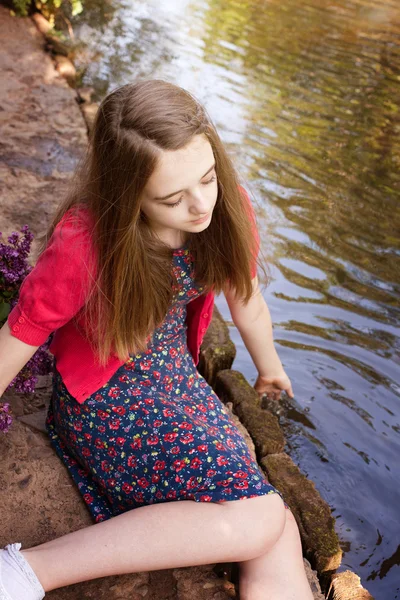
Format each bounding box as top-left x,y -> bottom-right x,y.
45,242 -> 287,523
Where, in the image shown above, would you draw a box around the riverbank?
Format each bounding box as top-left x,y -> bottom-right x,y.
0,5 -> 373,599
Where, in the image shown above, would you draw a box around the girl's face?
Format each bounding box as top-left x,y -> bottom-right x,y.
140,134 -> 218,247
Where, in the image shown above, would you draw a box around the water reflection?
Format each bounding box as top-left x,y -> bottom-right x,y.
64,0 -> 400,595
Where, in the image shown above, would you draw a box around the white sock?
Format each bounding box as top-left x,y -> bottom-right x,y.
0,543 -> 45,600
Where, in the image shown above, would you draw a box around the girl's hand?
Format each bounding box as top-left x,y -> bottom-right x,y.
254,370 -> 294,402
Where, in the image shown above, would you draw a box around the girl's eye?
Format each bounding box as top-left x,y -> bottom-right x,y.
165,175 -> 217,208
166,196 -> 184,208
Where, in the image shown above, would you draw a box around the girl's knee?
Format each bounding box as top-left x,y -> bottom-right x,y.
221,493 -> 286,560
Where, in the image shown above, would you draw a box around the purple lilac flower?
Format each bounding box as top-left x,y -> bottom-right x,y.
0,402 -> 13,433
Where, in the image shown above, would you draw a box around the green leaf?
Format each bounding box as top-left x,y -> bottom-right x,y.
0,303 -> 10,321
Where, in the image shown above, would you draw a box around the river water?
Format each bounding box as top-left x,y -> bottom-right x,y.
66,0 -> 400,596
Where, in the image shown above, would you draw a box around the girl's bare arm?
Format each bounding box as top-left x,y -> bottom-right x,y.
0,320 -> 40,397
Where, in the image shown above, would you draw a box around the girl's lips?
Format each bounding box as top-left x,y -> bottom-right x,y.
191,212 -> 210,224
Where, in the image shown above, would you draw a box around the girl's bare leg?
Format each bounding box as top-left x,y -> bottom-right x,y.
20,493 -> 286,593
238,508 -> 314,600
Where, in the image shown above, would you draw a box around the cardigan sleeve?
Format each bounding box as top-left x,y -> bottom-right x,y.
239,185 -> 260,279
7,209 -> 97,347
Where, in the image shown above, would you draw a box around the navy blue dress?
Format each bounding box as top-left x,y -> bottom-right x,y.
45,242 -> 287,523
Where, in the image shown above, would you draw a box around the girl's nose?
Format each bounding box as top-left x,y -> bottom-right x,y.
189,189 -> 209,215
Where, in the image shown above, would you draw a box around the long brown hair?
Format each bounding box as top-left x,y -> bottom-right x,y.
36,79 -> 267,366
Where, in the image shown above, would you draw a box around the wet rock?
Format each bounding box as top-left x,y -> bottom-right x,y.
261,452 -> 342,575
214,369 -> 285,457
80,101 -> 99,134
327,570 -> 374,599
173,565 -> 235,599
53,55 -> 76,84
198,305 -> 236,389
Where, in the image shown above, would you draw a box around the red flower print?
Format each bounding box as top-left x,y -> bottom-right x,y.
84,433 -> 92,442
226,439 -> 236,449
152,474 -> 160,483
134,492 -> 144,503
108,447 -> 117,457
207,469 -> 216,477
154,419 -> 162,427
190,457 -> 202,469
130,438 -> 142,449
127,455 -> 137,467
73,405 -> 81,415
137,477 -> 150,489
101,460 -> 112,473
95,394 -> 103,401
98,425 -> 106,434
140,360 -> 151,371
163,408 -> 175,418
95,514 -> 106,523
170,445 -> 180,454
172,459 -> 186,472
234,471 -> 248,479
164,432 -> 178,443
153,370 -> 161,381
180,433 -> 194,445
199,495 -> 212,502
122,483 -> 133,493
178,422 -> 192,430
136,419 -> 145,426
109,419 -> 121,430
129,403 -> 140,411
197,444 -> 208,452
116,437 -> 126,445
197,404 -> 206,413
112,406 -> 126,416
175,358 -> 182,368
165,383 -> 173,392
217,456 -> 228,466
155,490 -> 163,499
144,397 -> 154,406
217,480 -> 232,488
166,363 -> 173,371
83,493 -> 93,504
233,481 -> 249,490
215,442 -> 225,451
95,438 -> 105,449
81,447 -> 91,457
74,420 -> 83,432
97,408 -> 110,421
108,387 -> 121,399
184,406 -> 195,416
118,374 -> 129,383
142,380 -> 152,387
146,435 -> 159,445
166,490 -> 177,499
154,460 -> 166,470
108,478 -> 117,488
186,476 -> 199,490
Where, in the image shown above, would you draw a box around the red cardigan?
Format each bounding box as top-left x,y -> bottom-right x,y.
8,186 -> 259,403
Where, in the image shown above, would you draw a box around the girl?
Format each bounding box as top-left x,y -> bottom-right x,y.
0,80 -> 313,599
